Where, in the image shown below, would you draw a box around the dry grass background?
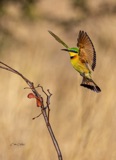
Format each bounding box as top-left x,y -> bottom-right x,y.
0,0 -> 116,160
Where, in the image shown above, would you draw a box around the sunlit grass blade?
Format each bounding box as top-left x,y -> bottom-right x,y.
48,30 -> 69,48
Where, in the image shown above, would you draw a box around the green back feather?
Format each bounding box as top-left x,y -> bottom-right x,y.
68,47 -> 79,53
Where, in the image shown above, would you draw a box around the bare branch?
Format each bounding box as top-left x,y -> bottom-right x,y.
37,84 -> 52,122
0,61 -> 63,160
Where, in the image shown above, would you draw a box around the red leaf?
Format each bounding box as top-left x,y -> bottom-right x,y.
36,98 -> 42,107
27,93 -> 35,99
27,93 -> 42,107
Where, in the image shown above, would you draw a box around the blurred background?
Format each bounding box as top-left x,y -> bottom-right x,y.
0,0 -> 116,159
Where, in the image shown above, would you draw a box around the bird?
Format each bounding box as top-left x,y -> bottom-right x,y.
48,30 -> 101,93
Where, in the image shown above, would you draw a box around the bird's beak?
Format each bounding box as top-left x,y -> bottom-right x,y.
61,49 -> 69,52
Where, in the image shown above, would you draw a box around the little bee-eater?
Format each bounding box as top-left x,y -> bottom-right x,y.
48,30 -> 101,93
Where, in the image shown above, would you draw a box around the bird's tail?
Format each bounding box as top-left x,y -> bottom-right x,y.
80,77 -> 101,93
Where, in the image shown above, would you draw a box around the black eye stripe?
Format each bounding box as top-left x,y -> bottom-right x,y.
69,50 -> 77,53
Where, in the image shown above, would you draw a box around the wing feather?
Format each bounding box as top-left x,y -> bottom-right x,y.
77,31 -> 96,71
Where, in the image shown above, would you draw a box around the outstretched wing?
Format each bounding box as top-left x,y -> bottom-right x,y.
48,30 -> 69,48
77,31 -> 96,71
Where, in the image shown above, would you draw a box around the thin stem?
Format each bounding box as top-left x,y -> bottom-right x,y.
41,108 -> 63,160
32,112 -> 42,120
